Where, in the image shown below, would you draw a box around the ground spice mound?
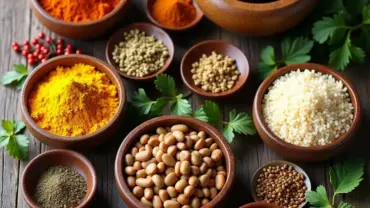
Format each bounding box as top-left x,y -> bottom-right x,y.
28,63 -> 119,137
38,0 -> 121,23
151,0 -> 196,28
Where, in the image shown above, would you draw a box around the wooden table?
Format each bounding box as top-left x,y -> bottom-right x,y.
1,1 -> 369,208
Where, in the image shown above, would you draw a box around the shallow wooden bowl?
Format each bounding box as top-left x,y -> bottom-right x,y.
21,54 -> 126,149
22,149 -> 97,208
194,0 -> 319,36
250,161 -> 311,208
114,115 -> 236,208
106,22 -> 175,81
181,40 -> 249,98
240,201 -> 281,208
253,63 -> 361,161
146,0 -> 203,31
29,0 -> 129,39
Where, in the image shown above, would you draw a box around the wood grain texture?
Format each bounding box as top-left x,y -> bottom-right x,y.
0,0 -> 369,208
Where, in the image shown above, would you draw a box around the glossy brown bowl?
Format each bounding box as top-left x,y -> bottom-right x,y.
22,149 -> 97,208
29,0 -> 129,39
181,40 -> 249,98
195,0 -> 318,36
114,115 -> 236,207
146,0 -> 203,31
250,161 -> 311,208
240,201 -> 281,208
21,54 -> 126,149
106,23 -> 175,81
253,63 -> 361,161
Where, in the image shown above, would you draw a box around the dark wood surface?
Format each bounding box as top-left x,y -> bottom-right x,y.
1,1 -> 369,208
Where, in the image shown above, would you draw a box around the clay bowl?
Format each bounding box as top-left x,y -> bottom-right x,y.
106,22 -> 175,81
29,0 -> 129,39
181,40 -> 249,98
20,54 -> 126,149
253,63 -> 361,162
115,115 -> 236,207
250,161 -> 311,208
240,201 -> 281,208
146,0 -> 203,31
22,149 -> 97,208
194,0 -> 319,36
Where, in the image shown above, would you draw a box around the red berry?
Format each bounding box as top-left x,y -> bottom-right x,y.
31,38 -> 38,45
46,37 -> 53,43
12,42 -> 19,47
43,47 -> 50,54
23,40 -> 30,46
38,32 -> 45,39
22,50 -> 28,57
57,44 -> 63,49
35,44 -> 42,50
66,44 -> 73,49
38,54 -> 45,60
64,51 -> 70,55
28,58 -> 35,65
57,49 -> 63,55
23,45 -> 30,51
33,51 -> 39,57
12,45 -> 20,53
41,58 -> 47,63
27,54 -> 33,59
76,49 -> 82,54
57,38 -> 64,45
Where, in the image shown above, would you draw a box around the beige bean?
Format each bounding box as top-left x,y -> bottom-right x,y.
189,131 -> 197,136
179,151 -> 190,161
148,137 -> 160,147
158,134 -> 165,142
201,198 -> 210,206
199,174 -> 210,187
127,176 -> 136,188
191,197 -> 201,208
165,135 -> 176,146
180,175 -> 189,181
218,170 -> 227,176
175,179 -> 188,192
144,187 -> 154,200
159,142 -> 169,152
217,165 -> 225,171
202,187 -> 210,198
135,151 -> 152,162
164,200 -> 180,208
125,154 -> 134,166
210,187 -> 218,199
157,127 -> 168,135
139,147 -> 146,152
177,194 -> 189,205
203,157 -> 214,168
216,174 -> 225,190
152,195 -> 163,208
188,176 -> 199,187
191,152 -> 202,166
199,163 -> 208,174
167,145 -> 177,157
199,148 -> 210,157
164,172 -> 177,186
136,177 -> 154,188
140,134 -> 150,144
176,142 -> 186,150
194,139 -> 205,150
185,137 -> 193,149
136,142 -> 144,149
152,146 -> 159,156
195,188 -> 203,197
152,174 -> 164,188
191,166 -> 200,176
171,124 -> 188,133
137,169 -> 147,178
211,149 -> 223,162
174,161 -> 181,176
141,197 -> 153,207
125,166 -> 136,175
205,169 -> 213,177
180,161 -> 191,175
142,158 -> 157,169
190,135 -> 200,142
156,150 -> 164,162
209,143 -> 218,152
154,186 -> 160,194
172,130 -> 185,142
205,138 -> 213,147
159,189 -> 169,201
198,131 -> 206,139
145,144 -> 153,152
183,185 -> 195,196
131,147 -> 139,157
176,152 -> 181,161
146,163 -> 158,175
133,186 -> 144,198
182,205 -> 191,208
165,167 -> 175,175
157,162 -> 166,173
162,153 -> 176,166
167,186 -> 177,198
133,161 -> 142,170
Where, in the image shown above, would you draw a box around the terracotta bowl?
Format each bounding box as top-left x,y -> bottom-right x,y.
253,63 -> 361,161
250,161 -> 311,208
29,0 -> 129,39
22,149 -> 97,208
240,201 -> 281,208
146,0 -> 203,31
20,54 -> 126,149
114,115 -> 236,208
106,22 -> 175,81
181,40 -> 249,98
194,0 -> 319,36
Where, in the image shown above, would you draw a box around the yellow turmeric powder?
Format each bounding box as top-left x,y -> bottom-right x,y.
28,64 -> 119,137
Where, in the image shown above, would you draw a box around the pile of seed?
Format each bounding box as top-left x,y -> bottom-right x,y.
191,51 -> 240,93
34,165 -> 87,208
255,164 -> 307,208
124,124 -> 227,208
112,29 -> 169,77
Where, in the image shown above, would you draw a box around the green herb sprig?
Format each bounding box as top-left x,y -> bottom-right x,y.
0,120 -> 29,160
0,64 -> 28,90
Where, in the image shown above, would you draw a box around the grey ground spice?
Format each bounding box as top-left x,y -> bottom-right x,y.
34,165 -> 87,208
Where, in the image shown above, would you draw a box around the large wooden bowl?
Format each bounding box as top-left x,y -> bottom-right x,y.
194,0 -> 319,36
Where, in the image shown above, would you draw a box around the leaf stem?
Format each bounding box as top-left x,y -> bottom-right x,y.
331,193 -> 337,206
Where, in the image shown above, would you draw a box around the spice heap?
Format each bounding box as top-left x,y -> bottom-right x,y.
38,0 -> 120,22
255,164 -> 307,208
262,69 -> 354,147
191,51 -> 240,93
151,0 -> 196,28
124,124 -> 227,207
35,165 -> 87,208
28,63 -> 119,136
112,29 -> 169,77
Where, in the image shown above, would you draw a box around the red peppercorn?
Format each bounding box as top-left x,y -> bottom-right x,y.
33,51 -> 39,57
23,40 -> 30,46
12,42 -> 19,47
57,38 -> 64,45
28,58 -> 35,65
43,47 -> 50,54
22,50 -> 29,57
38,32 -> 45,39
35,44 -> 42,50
38,54 -> 45,60
23,45 -> 30,52
56,49 -> 63,55
46,37 -> 53,43
75,49 -> 82,54
12,45 -> 20,53
31,38 -> 38,45
41,58 -> 47,63
27,54 -> 33,59
57,44 -> 63,50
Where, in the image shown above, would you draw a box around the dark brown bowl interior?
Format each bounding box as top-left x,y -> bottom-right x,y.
106,22 -> 175,81
240,201 -> 281,208
250,161 -> 311,208
114,115 -> 236,208
22,149 -> 97,208
146,0 -> 203,31
253,63 -> 362,161
181,40 -> 249,98
20,54 -> 126,149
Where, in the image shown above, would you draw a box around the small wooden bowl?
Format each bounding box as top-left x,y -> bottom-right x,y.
106,23 -> 175,81
253,63 -> 362,161
146,0 -> 203,31
22,149 -> 97,208
250,161 -> 311,208
114,115 -> 236,207
20,54 -> 126,149
240,201 -> 281,208
29,0 -> 129,39
181,40 -> 249,98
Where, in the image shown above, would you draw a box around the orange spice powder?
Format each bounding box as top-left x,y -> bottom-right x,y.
151,0 -> 196,28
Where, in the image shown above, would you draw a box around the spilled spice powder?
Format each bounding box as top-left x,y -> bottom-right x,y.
151,0 -> 196,28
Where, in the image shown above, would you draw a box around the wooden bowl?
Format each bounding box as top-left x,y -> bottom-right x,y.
146,0 -> 203,31
194,0 -> 319,36
240,201 -> 281,208
106,23 -> 175,81
250,161 -> 311,208
29,0 -> 129,39
22,149 -> 97,208
20,54 -> 126,149
181,40 -> 249,98
253,63 -> 362,161
114,115 -> 236,207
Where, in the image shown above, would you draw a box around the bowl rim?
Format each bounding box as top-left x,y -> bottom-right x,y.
225,0 -> 301,11
30,0 -> 128,26
114,115 -> 236,207
239,201 -> 281,208
105,22 -> 175,81
180,40 -> 249,98
253,63 -> 361,151
22,149 -> 97,208
20,54 -> 126,142
145,0 -> 204,31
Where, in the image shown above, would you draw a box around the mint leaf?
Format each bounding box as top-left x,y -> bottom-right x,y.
132,88 -> 156,115
2,120 -> 14,133
338,201 -> 355,208
202,100 -> 221,126
312,14 -> 347,44
306,185 -> 331,208
192,107 -> 208,122
363,5 -> 370,24
13,64 -> 28,74
260,46 -> 275,65
227,110 -> 256,136
0,64 -> 28,86
329,33 -> 351,70
170,94 -> 191,115
222,125 -> 234,143
155,74 -> 177,96
7,135 -> 28,160
281,37 -> 314,65
330,159 -> 364,196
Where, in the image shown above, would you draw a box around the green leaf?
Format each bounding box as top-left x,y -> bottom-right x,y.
350,44 -> 365,63
13,64 -> 28,74
329,33 -> 351,70
222,125 -> 234,143
312,14 -> 347,44
16,76 -> 27,91
0,135 -> 9,147
155,74 -> 177,96
192,107 -> 208,122
360,25 -> 370,51
132,88 -> 156,115
170,94 -> 191,116
258,63 -> 277,79
1,120 -> 14,133
363,5 -> 370,24
330,159 -> 364,196
151,97 -> 171,116
14,121 -> 26,134
227,110 -> 256,136
306,185 -> 331,208
319,0 -> 346,15
338,201 -> 355,208
0,64 -> 28,86
7,135 -> 28,160
260,46 -> 275,65
281,37 -> 314,65
202,100 -> 221,126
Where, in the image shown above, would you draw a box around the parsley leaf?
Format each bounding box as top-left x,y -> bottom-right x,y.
338,201 -> 355,208
329,33 -> 352,70
152,97 -> 171,116
222,126 -> 235,143
0,64 -> 28,90
202,101 -> 221,126
192,107 -> 208,122
170,94 -> 191,116
363,5 -> 370,24
281,37 -> 314,65
155,74 -> 177,96
132,88 -> 156,115
223,110 -> 256,142
306,185 -> 331,208
0,120 -> 29,160
312,14 -> 347,44
260,46 -> 275,65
